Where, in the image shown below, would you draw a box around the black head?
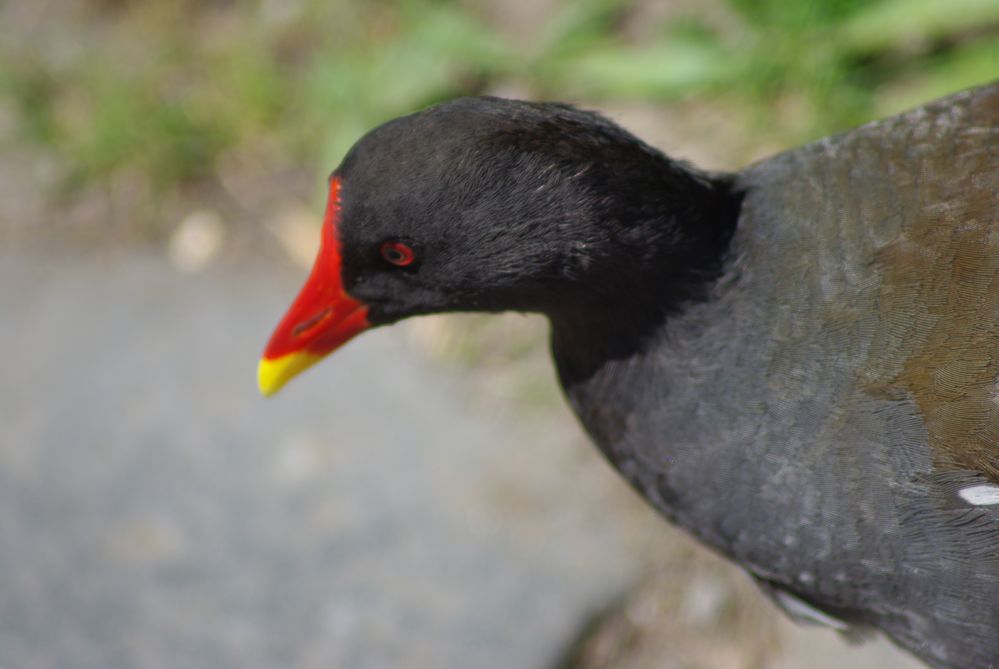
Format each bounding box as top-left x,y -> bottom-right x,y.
259,96 -> 737,395
334,96 -> 733,324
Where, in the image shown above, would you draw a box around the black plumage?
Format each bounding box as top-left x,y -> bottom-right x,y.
264,82 -> 999,669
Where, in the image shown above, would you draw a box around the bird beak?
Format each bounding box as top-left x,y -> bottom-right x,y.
258,178 -> 370,397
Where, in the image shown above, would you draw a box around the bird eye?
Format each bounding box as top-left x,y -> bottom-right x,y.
380,241 -> 416,267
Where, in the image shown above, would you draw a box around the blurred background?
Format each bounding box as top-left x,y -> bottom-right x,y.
0,1 -> 996,667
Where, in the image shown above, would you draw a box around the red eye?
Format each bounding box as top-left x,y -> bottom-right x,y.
380,241 -> 416,267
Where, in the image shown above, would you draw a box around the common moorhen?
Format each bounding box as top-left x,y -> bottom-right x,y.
259,81 -> 999,669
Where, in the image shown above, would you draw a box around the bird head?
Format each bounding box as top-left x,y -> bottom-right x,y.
258,97 -> 728,396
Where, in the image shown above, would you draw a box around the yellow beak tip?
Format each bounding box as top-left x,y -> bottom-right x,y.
257,353 -> 323,397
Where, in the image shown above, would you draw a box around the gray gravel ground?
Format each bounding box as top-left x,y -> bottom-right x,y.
0,251 -> 662,669
0,250 -> 924,668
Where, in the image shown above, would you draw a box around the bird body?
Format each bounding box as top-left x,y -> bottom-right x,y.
557,84 -> 999,668
261,82 -> 999,668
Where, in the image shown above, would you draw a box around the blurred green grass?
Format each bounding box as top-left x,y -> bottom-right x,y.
0,0 -> 997,232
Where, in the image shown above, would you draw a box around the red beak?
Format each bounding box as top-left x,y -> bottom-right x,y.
258,178 -> 370,396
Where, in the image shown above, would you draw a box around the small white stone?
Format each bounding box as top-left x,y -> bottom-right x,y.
680,576 -> 727,624
168,209 -> 224,273
958,485 -> 999,506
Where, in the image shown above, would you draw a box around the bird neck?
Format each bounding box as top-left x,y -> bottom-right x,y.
548,168 -> 742,387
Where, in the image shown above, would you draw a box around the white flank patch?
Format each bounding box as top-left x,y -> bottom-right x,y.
958,485 -> 999,506
775,591 -> 850,631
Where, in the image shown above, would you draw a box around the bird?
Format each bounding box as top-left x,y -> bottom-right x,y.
258,81 -> 999,669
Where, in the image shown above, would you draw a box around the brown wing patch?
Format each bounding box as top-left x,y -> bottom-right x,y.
870,87 -> 999,480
